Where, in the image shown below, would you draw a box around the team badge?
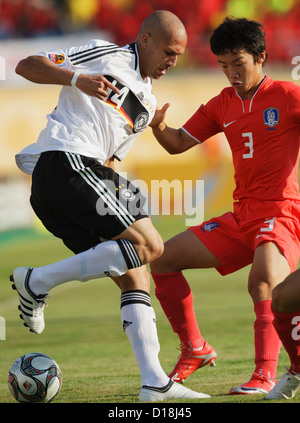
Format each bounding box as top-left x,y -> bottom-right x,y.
120,188 -> 136,201
201,222 -> 220,232
133,112 -> 148,132
48,54 -> 66,65
263,107 -> 279,128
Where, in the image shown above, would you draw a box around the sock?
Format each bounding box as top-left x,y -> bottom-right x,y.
152,272 -> 205,349
272,308 -> 300,374
253,300 -> 281,379
121,290 -> 169,387
30,239 -> 141,296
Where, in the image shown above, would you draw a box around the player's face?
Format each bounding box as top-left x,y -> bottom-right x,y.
218,50 -> 266,100
139,34 -> 186,80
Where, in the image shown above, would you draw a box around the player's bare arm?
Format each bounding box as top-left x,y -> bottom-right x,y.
150,103 -> 198,154
15,55 -> 120,100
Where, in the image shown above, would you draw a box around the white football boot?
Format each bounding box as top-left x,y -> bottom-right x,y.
266,369 -> 300,400
10,267 -> 47,334
139,379 -> 210,401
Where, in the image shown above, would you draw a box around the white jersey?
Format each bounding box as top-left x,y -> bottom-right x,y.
16,39 -> 156,175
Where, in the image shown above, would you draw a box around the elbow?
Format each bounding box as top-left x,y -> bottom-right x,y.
164,144 -> 185,155
166,129 -> 192,155
167,148 -> 181,155
15,59 -> 26,77
15,56 -> 37,78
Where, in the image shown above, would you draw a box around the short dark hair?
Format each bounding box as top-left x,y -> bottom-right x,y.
210,16 -> 267,63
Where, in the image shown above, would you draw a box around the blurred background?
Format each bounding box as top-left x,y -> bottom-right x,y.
1,0 -> 300,237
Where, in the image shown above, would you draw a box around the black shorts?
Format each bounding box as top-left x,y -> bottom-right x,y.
30,151 -> 148,254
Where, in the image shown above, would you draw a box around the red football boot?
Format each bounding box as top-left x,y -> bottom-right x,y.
169,342 -> 217,383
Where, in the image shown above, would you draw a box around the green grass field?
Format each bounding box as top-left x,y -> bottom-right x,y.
0,217 -> 298,406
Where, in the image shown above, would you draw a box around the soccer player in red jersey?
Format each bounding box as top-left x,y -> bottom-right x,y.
150,17 -> 300,395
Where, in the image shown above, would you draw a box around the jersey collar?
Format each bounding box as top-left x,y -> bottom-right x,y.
234,75 -> 269,113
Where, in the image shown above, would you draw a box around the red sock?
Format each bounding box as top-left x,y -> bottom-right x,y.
272,308 -> 300,374
152,272 -> 205,348
254,300 -> 281,379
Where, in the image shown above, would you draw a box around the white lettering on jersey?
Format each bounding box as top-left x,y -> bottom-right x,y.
110,86 -> 130,110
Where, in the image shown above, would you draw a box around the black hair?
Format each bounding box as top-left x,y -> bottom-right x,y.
210,16 -> 267,63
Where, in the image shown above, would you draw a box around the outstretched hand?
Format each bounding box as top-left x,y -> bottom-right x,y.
149,103 -> 171,128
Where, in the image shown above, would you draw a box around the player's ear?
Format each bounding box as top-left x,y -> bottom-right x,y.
257,51 -> 267,64
140,33 -> 151,49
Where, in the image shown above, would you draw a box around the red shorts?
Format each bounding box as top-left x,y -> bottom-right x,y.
189,199 -> 300,275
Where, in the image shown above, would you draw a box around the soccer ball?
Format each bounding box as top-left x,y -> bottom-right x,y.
8,352 -> 62,403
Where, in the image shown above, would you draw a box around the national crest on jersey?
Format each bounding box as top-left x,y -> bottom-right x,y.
263,107 -> 279,128
201,222 -> 220,232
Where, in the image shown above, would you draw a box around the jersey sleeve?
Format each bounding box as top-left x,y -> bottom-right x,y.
182,95 -> 223,143
37,48 -> 72,70
37,39 -> 116,71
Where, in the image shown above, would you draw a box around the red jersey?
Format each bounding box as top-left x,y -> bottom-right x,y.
182,76 -> 300,201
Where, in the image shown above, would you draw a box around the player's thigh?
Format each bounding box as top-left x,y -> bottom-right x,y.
150,229 -> 222,273
248,241 -> 291,301
272,268 -> 300,313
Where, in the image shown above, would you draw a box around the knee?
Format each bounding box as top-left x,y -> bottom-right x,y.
117,219 -> 164,265
142,233 -> 164,264
248,267 -> 282,303
132,232 -> 164,265
248,279 -> 271,303
150,254 -> 169,274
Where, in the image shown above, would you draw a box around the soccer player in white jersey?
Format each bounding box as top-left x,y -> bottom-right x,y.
12,10 -> 210,401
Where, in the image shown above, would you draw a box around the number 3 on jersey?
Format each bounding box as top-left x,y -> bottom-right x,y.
242,132 -> 254,159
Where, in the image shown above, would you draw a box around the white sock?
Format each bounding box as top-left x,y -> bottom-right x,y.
121,290 -> 170,387
29,240 -> 137,296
